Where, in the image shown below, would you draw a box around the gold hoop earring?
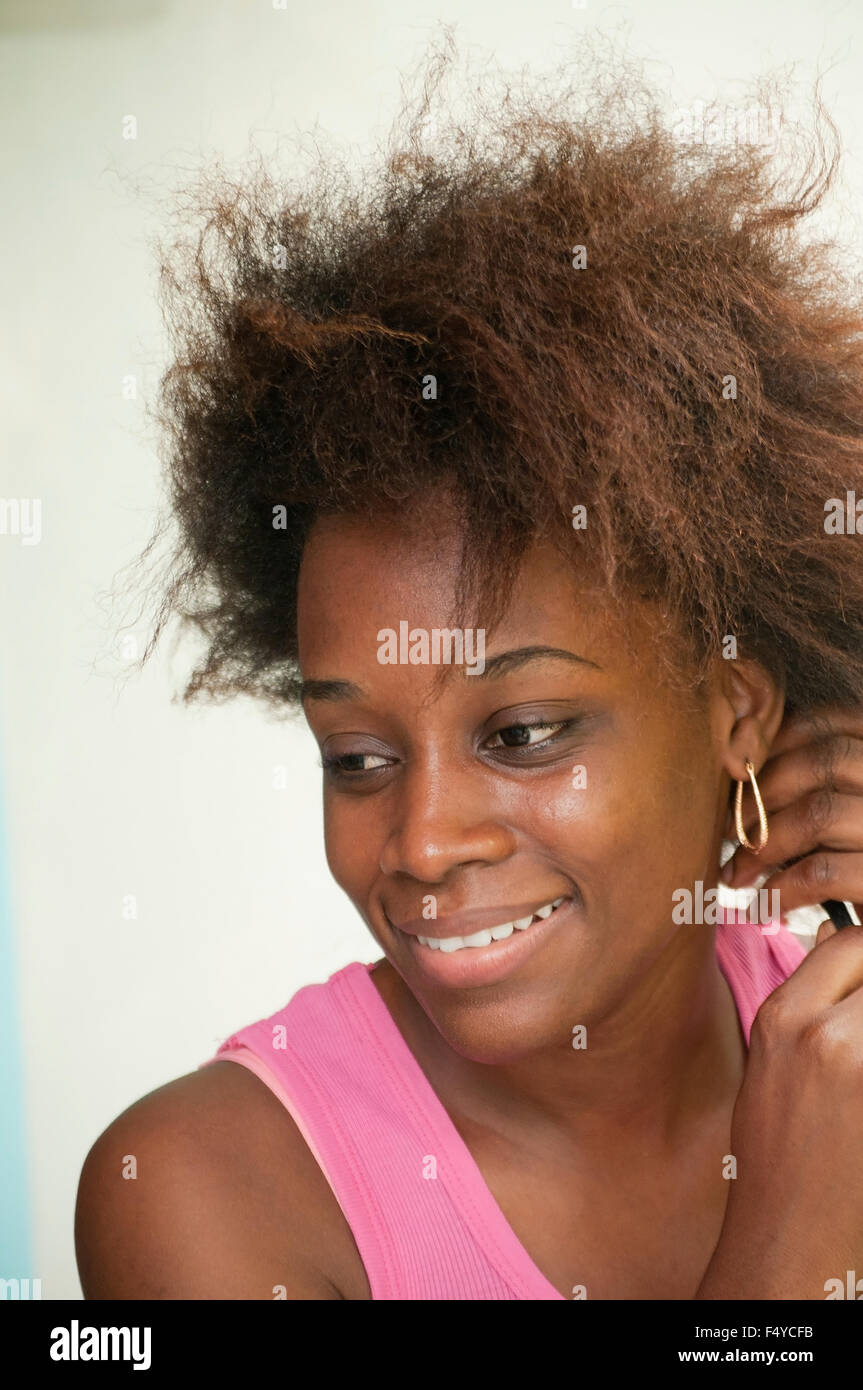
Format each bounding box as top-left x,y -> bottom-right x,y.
735,758 -> 769,853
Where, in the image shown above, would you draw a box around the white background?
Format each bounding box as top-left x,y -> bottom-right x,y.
1,0 -> 859,1298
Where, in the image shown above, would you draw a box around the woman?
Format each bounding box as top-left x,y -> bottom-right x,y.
75,58 -> 863,1300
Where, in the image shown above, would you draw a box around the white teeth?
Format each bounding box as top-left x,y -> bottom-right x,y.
462,928 -> 493,948
414,898 -> 567,953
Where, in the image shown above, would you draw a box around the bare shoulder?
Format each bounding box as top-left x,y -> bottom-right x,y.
75,1059 -> 370,1300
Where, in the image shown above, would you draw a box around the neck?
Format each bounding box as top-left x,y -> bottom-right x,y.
375,929 -> 746,1153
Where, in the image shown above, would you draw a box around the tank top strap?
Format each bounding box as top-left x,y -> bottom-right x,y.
203,923 -> 807,1299
201,961 -> 556,1299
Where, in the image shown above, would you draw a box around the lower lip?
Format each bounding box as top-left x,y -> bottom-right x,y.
397,898 -> 576,989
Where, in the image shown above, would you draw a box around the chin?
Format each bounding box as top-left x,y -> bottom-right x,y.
414,976 -> 583,1066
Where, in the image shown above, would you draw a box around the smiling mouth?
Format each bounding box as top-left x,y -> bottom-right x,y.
415,897 -> 569,953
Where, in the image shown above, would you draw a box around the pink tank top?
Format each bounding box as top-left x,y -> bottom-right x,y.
199,917 -> 807,1300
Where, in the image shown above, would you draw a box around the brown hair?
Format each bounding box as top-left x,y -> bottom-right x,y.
134,39 -> 863,714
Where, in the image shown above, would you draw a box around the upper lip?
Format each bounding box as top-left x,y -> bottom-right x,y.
388,897 -> 570,940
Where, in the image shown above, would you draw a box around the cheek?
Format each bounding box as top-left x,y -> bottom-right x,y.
591,740 -> 721,913
524,740 -> 696,904
322,793 -> 379,895
521,740 -> 640,845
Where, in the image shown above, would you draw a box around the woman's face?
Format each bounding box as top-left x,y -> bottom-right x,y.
297,505 -> 759,1062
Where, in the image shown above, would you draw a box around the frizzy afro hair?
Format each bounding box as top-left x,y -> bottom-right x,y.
132,37 -> 863,716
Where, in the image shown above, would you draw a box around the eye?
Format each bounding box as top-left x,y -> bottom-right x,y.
484,720 -> 572,751
321,751 -> 392,775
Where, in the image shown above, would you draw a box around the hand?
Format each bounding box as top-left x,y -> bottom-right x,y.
696,915 -> 863,1299
720,705 -> 863,923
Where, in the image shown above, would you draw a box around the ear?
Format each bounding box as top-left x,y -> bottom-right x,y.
714,655 -> 786,782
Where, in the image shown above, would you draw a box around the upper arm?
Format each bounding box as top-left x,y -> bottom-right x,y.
75,1062 -> 342,1300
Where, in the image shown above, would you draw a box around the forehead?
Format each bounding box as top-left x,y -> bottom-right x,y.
296,509 -> 675,680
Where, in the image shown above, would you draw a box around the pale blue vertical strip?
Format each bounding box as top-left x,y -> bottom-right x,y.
0,741 -> 31,1272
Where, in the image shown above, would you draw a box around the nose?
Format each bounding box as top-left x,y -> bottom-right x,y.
378,756 -> 516,883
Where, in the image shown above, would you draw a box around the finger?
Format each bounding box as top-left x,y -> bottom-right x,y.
815,916 -> 838,947
731,735 -> 863,841
759,921 -> 863,1014
722,791 -> 863,888
763,707 -> 863,760
743,850 -> 863,916
829,972 -> 863,1040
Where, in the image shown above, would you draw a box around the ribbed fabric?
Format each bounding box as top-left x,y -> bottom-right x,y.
200,913 -> 807,1300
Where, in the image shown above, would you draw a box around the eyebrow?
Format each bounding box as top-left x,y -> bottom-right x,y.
478,645 -> 602,680
299,645 -> 601,705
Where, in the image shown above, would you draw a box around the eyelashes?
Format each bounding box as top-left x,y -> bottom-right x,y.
484,719 -> 573,752
320,750 -> 391,775
320,717 -> 582,781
